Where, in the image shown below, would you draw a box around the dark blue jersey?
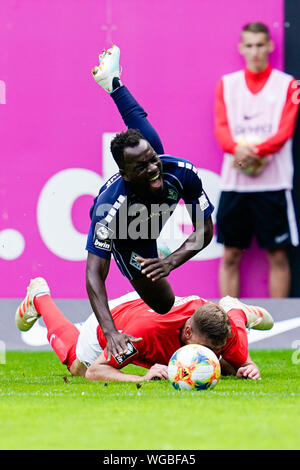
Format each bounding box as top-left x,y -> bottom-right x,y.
86,155 -> 214,278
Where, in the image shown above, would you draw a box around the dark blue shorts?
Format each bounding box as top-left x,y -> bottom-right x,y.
112,239 -> 158,280
216,190 -> 299,250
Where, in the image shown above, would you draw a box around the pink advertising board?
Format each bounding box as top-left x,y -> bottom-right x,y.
0,0 -> 284,299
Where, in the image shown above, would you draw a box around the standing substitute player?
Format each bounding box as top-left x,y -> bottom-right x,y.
215,22 -> 299,298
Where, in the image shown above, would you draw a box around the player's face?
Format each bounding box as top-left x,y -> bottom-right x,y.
239,32 -> 274,72
121,139 -> 164,199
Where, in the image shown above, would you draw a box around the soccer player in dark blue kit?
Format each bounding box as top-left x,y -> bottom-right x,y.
87,45 -> 214,360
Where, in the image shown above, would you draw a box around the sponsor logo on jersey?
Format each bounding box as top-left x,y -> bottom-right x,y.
234,123 -> 273,136
243,113 -> 261,120
94,239 -> 112,251
113,342 -> 138,365
275,232 -> 289,244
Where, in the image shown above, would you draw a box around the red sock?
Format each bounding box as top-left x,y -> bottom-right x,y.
34,294 -> 79,369
225,308 -> 248,366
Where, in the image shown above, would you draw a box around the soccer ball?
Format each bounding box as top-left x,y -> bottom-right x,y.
239,155 -> 269,177
168,344 -> 221,391
234,134 -> 270,177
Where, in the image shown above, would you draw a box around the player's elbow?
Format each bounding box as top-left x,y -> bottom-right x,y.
85,366 -> 96,381
85,364 -> 106,382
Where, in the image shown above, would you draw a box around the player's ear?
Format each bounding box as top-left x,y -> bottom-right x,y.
183,324 -> 193,340
238,41 -> 245,56
267,39 -> 275,53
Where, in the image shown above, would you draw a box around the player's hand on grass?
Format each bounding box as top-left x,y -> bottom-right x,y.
143,364 -> 169,381
137,257 -> 172,282
105,331 -> 142,361
236,363 -> 261,380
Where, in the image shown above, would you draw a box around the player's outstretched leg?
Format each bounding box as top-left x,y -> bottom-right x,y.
92,44 -> 164,154
219,295 -> 274,330
16,278 -> 82,373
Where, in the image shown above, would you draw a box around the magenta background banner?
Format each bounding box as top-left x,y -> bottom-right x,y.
0,0 -> 284,299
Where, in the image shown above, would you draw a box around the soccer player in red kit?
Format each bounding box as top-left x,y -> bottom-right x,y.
16,278 -> 274,382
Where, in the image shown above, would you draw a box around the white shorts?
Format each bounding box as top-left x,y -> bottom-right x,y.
76,314 -> 102,368
75,291 -> 141,368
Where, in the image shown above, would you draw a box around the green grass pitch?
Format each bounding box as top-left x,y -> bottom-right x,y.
0,350 -> 300,450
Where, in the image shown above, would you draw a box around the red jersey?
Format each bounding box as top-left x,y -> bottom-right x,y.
96,296 -> 248,369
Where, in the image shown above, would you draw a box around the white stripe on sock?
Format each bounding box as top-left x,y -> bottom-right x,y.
285,189 -> 299,247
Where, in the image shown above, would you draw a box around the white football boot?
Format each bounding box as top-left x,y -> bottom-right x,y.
92,44 -> 122,93
219,295 -> 274,330
15,277 -> 50,331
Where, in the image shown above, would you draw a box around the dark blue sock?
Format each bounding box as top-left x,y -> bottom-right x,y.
110,86 -> 165,154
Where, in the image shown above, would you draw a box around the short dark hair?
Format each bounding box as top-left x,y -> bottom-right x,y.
191,303 -> 232,350
241,22 -> 270,39
110,129 -> 145,169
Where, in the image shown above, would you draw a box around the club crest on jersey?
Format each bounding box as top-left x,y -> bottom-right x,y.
168,188 -> 179,201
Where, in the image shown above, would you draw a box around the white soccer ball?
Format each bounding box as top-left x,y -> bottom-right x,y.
168,344 -> 221,391
234,134 -> 270,176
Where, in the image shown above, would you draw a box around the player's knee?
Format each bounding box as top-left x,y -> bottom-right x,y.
154,292 -> 175,314
267,249 -> 289,270
223,247 -> 242,268
84,367 -> 93,381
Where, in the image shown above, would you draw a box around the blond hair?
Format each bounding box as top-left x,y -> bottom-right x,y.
191,303 -> 231,349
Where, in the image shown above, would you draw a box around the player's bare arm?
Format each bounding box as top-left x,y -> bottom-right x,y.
137,216 -> 213,282
85,352 -> 169,382
86,252 -> 142,359
220,355 -> 260,380
219,358 -> 238,376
